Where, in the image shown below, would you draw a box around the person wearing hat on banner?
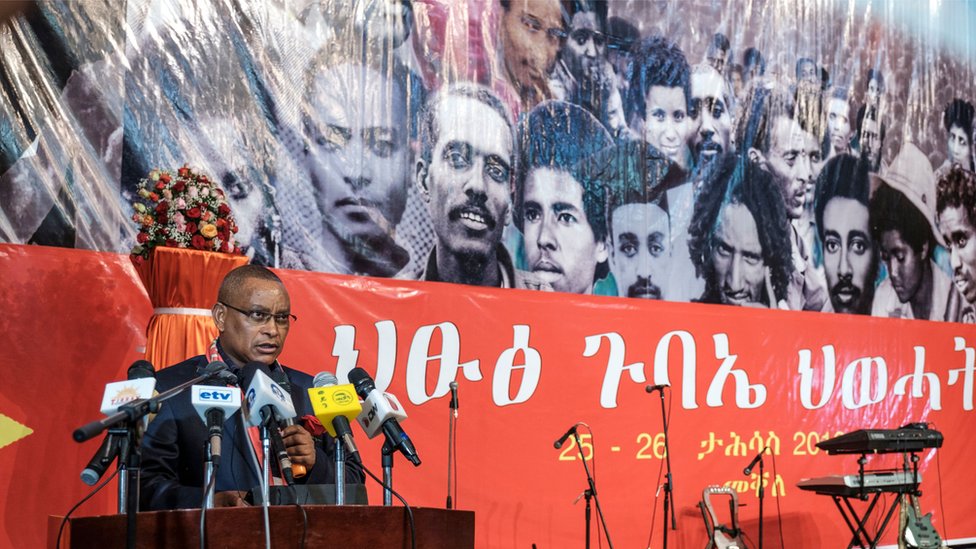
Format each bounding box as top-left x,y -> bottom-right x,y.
936,165 -> 976,324
869,144 -> 958,321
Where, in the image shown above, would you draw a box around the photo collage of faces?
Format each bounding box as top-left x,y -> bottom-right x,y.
1,0 -> 974,322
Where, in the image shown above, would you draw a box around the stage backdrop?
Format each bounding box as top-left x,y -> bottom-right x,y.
1,243 -> 974,548
2,0 -> 976,548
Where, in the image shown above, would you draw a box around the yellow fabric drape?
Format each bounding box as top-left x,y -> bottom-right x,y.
132,247 -> 248,370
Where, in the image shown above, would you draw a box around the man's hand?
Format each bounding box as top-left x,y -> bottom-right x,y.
213,490 -> 249,507
281,424 -> 316,468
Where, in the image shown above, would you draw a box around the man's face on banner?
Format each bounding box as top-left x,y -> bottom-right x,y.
423,94 -> 513,260
610,202 -> 670,299
500,0 -> 564,96
522,167 -> 607,293
860,116 -> 882,168
305,63 -> 409,249
939,205 -> 976,304
879,229 -> 927,304
765,116 -> 818,220
826,97 -> 852,155
691,69 -> 732,166
332,0 -> 413,52
709,202 -> 766,306
562,11 -> 604,80
643,85 -> 689,166
823,197 -> 875,314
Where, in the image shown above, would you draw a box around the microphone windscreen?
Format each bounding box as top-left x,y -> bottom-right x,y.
270,370 -> 292,393
346,367 -> 374,396
127,360 -> 155,380
238,361 -> 271,391
313,371 -> 339,388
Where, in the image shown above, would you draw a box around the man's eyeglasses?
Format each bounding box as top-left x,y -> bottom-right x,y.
520,14 -> 567,42
219,302 -> 297,326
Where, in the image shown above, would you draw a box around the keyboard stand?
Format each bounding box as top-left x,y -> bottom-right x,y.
827,453 -> 921,549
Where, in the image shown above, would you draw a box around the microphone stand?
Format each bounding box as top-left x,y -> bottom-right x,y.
446,398 -> 457,509
651,387 -> 676,549
335,437 -> 346,505
259,426 -> 271,509
382,439 -> 394,506
758,456 -> 765,549
572,430 -> 614,549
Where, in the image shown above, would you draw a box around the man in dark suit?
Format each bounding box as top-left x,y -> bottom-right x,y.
140,265 -> 362,509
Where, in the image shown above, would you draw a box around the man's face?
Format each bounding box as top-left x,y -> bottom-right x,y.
826,97 -> 852,155
643,85 -> 689,165
522,167 -> 607,293
798,61 -> 817,83
214,278 -> 292,367
610,202 -> 670,299
500,0 -> 564,96
939,205 -> 976,304
709,203 -> 766,306
764,116 -> 818,219
822,197 -> 875,314
860,117 -> 882,167
562,11 -> 604,80
305,63 -> 409,247
729,71 -> 743,98
196,117 -> 265,245
422,95 -> 513,259
867,77 -> 881,105
948,124 -> 972,169
691,69 -> 733,166
879,229 -> 927,304
706,48 -> 727,74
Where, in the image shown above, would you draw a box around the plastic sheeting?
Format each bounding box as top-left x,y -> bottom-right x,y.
2,0 -> 976,318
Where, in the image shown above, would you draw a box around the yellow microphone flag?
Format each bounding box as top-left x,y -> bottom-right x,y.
308,384 -> 362,438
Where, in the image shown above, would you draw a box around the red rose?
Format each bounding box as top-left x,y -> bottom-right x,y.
159,173 -> 171,183
191,234 -> 207,249
156,213 -> 167,224
178,167 -> 190,177
148,192 -> 159,201
172,180 -> 186,192
155,181 -> 166,190
165,238 -> 177,247
155,201 -> 168,214
219,241 -> 230,253
218,204 -> 230,216
185,222 -> 198,234
136,232 -> 149,243
216,218 -> 228,229
186,207 -> 201,219
215,188 -> 225,198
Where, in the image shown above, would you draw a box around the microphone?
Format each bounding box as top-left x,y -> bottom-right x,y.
241,362 -> 297,484
645,384 -> 670,393
553,424 -> 578,449
309,372 -> 361,456
80,360 -> 157,485
347,368 -> 421,466
449,381 -> 459,418
743,446 -> 769,476
269,370 -> 307,478
189,385 -> 241,468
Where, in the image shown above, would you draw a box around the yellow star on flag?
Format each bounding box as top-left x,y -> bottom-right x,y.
0,414 -> 33,449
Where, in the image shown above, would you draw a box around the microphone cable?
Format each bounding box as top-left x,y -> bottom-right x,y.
56,467 -> 120,549
352,460 -> 417,549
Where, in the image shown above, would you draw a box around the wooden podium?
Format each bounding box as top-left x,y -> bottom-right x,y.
49,506 -> 474,549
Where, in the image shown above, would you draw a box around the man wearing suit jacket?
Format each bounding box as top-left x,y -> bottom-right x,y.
140,265 -> 362,509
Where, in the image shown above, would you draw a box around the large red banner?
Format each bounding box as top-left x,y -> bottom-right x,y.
1,244 -> 974,548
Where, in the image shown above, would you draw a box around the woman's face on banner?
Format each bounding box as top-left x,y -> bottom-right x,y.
947,123 -> 972,170
304,62 -> 409,244
643,85 -> 691,166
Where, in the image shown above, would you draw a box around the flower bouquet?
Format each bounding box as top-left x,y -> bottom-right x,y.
130,165 -> 243,263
